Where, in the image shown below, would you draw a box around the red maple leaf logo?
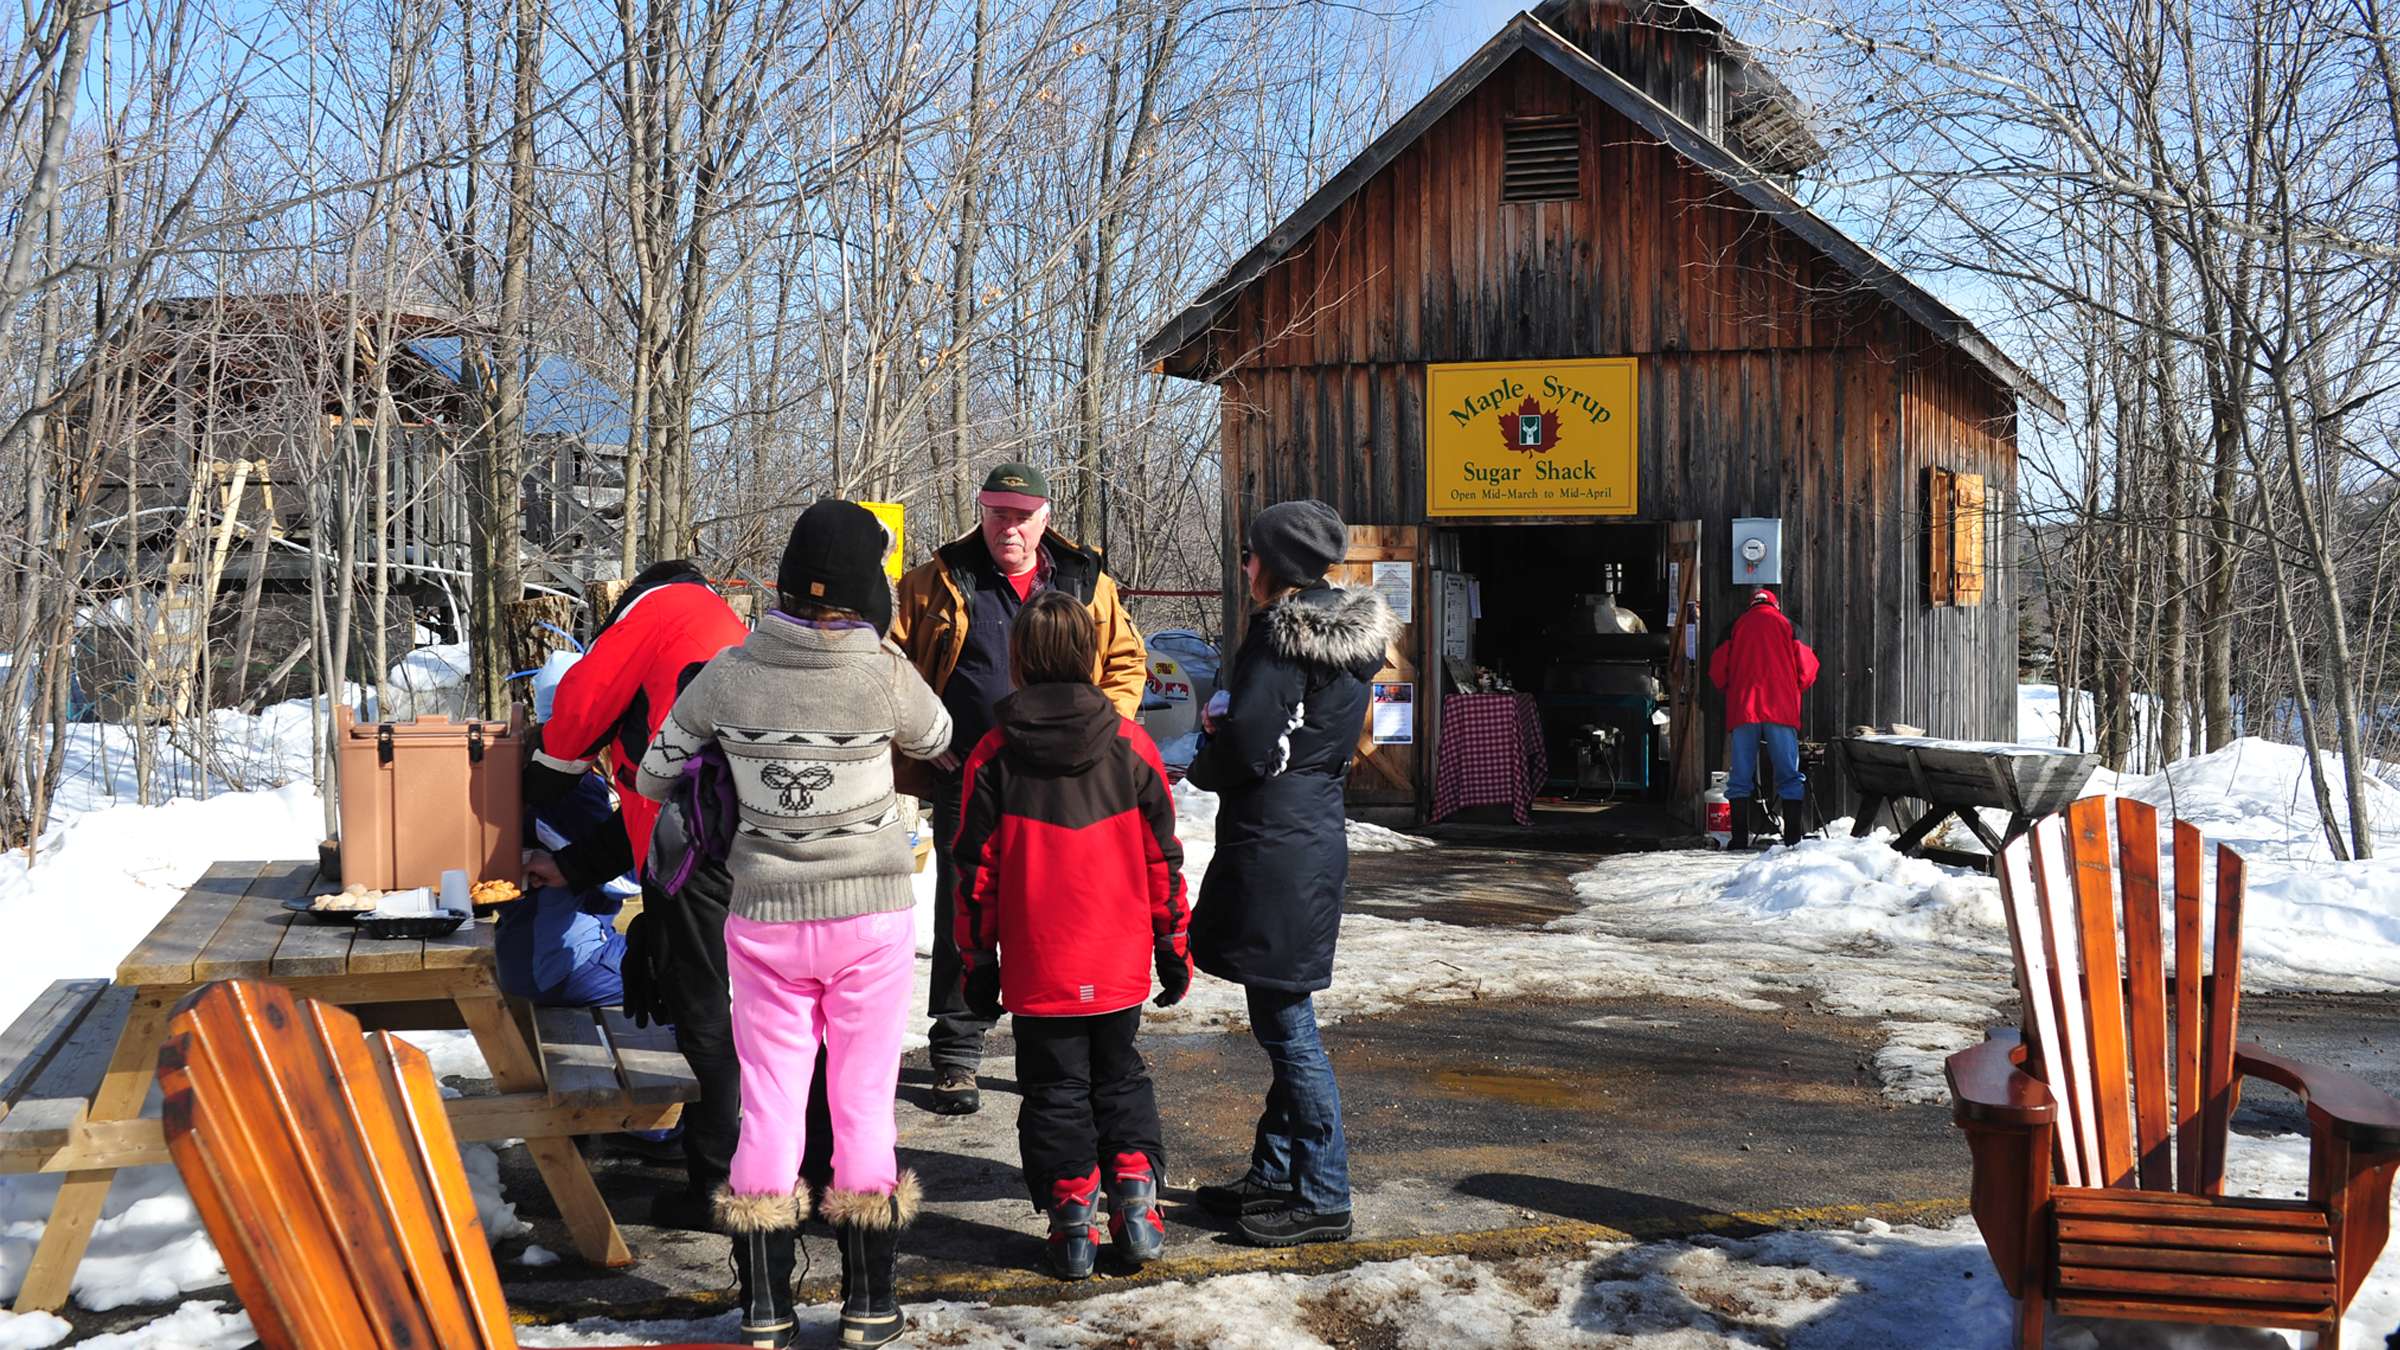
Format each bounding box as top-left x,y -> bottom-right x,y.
1499,396 -> 1562,455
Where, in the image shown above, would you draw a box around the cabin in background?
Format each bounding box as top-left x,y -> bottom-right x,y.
60,295 -> 628,718
1144,0 -> 2057,824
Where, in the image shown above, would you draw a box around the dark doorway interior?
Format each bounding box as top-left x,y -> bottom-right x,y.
1447,522 -> 1670,800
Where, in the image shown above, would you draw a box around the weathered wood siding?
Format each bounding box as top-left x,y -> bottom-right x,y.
1208,50 -> 2020,757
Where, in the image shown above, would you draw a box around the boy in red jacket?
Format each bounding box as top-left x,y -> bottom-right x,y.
1709,587 -> 1821,848
951,591 -> 1191,1280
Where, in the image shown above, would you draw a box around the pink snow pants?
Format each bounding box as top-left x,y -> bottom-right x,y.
723,908 -> 916,1198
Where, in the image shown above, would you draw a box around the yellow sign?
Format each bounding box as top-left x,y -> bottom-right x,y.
1425,358 -> 1638,517
861,501 -> 906,579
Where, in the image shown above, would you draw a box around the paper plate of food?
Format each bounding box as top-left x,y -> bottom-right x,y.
469,878 -> 522,915
286,883 -> 381,924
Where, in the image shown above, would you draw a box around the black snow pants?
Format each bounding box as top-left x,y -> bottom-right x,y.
1011,1007 -> 1163,1208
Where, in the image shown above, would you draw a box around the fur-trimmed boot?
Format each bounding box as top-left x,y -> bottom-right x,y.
1045,1168 -> 1102,1281
714,1187 -> 807,1349
1104,1152 -> 1164,1267
822,1172 -> 918,1348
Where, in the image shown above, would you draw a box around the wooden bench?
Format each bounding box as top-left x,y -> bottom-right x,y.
534,1006 -> 696,1111
0,981 -> 137,1166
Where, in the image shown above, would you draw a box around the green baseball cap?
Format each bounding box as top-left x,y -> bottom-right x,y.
979,462 -> 1050,507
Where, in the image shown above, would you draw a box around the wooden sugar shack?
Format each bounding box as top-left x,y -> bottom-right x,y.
1143,0 -> 2059,823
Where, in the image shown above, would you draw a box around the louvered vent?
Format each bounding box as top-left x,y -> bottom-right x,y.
1502,115 -> 1581,203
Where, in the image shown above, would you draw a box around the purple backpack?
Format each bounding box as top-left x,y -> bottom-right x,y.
647,741 -> 738,896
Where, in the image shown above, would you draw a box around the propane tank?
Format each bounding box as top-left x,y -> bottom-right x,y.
1703,771 -> 1732,849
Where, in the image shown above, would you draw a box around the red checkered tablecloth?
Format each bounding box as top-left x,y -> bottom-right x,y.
1431,693 -> 1547,825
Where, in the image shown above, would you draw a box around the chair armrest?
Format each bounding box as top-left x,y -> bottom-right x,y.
2235,1043 -> 2400,1154
1947,1029 -> 2055,1128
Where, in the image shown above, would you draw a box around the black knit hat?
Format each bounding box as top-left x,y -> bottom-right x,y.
778,499 -> 894,635
1247,499 -> 1347,585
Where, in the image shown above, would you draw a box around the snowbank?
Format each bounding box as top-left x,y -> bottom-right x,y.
2125,736 -> 2400,862
0,782 -> 325,1027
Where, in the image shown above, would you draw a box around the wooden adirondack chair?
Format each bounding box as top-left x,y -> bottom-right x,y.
157,979 -> 748,1350
1949,797 -> 2400,1348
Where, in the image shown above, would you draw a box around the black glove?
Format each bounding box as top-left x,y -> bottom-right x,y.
963,961 -> 1003,1023
619,910 -> 666,1029
1153,941 -> 1191,1008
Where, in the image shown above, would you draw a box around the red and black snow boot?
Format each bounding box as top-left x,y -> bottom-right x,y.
1046,1169 -> 1101,1281
1105,1152 -> 1165,1267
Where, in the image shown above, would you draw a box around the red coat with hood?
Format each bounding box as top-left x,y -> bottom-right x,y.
1708,590 -> 1821,730
530,563 -> 748,888
950,682 -> 1189,1018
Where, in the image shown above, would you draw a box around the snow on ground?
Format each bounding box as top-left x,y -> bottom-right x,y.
1346,819 -> 1437,852
511,1131 -> 2394,1350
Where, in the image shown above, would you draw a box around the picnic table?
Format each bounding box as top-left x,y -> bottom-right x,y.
0,860 -> 695,1313
1833,734 -> 2098,858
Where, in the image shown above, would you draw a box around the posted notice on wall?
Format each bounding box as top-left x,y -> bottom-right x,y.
1371,681 -> 1415,744
1372,561 -> 1412,624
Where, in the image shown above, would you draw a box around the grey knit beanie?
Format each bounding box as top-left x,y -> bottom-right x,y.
1246,500 -> 1347,584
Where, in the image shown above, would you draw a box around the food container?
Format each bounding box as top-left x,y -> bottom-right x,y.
334,706 -> 524,891
355,909 -> 472,940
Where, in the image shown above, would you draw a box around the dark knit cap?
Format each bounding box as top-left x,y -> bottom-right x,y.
1247,499 -> 1347,584
777,499 -> 895,635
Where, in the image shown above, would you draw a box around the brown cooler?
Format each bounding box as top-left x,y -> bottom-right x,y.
334,706 -> 524,891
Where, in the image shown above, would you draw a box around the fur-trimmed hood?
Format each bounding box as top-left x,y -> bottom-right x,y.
1262,583 -> 1397,678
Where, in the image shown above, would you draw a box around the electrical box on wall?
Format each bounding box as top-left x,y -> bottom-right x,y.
1730,517 -> 1783,586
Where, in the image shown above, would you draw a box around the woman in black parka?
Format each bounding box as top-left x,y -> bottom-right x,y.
1185,499 -> 1397,1249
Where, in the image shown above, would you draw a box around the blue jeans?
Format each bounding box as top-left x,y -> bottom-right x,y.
1727,722 -> 1804,802
1244,987 -> 1350,1214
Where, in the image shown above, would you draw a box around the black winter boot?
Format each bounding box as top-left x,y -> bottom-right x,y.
824,1172 -> 918,1348
1044,1169 -> 1101,1281
1104,1153 -> 1165,1267
1729,797 -> 1754,850
714,1187 -> 805,1349
1780,801 -> 1806,847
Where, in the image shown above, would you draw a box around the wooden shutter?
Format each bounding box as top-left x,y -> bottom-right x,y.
1953,472 -> 1987,607
1926,468 -> 1955,607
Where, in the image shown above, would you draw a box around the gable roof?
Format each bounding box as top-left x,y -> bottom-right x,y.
1141,13 -> 2061,419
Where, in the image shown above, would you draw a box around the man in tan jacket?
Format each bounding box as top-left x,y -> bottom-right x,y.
889,461 -> 1148,1112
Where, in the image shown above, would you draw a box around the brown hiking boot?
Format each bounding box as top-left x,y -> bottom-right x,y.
929,1066 -> 980,1115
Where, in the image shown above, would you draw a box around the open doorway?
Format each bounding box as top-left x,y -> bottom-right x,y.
1439,522 -> 1672,801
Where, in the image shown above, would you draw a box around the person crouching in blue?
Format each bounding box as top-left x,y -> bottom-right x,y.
500,656 -> 635,1007
498,763 -> 635,1006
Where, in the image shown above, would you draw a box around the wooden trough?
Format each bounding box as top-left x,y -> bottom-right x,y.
1833,735 -> 2098,859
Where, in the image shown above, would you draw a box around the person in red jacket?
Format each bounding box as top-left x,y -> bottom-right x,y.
951,590 -> 1190,1280
520,560 -> 764,1233
1708,587 -> 1821,848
